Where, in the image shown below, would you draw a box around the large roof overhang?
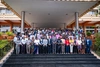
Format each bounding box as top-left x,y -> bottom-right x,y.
1,0 -> 100,28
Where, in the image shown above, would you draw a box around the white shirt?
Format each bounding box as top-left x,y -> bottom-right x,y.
21,39 -> 26,44
13,37 -> 17,42
42,39 -> 48,46
30,35 -> 35,40
61,39 -> 65,44
25,38 -> 28,41
15,40 -> 21,45
34,39 -> 40,45
26,40 -> 31,45
76,40 -> 82,45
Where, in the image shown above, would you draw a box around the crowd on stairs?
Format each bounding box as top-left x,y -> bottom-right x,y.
13,28 -> 92,54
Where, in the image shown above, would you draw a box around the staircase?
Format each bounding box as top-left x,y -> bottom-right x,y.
2,54 -> 100,67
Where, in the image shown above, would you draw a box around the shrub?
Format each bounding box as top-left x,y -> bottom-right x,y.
86,31 -> 91,36
0,32 -> 3,36
6,31 -> 14,36
94,33 -> 100,51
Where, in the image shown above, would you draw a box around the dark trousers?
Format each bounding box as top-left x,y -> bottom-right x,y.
56,44 -> 61,53
20,45 -> 22,54
52,44 -> 56,54
86,46 -> 91,53
66,45 -> 70,53
43,46 -> 47,54
22,44 -> 26,54
73,45 -> 78,53
34,45 -> 39,54
48,45 -> 52,53
39,45 -> 43,54
14,42 -> 16,54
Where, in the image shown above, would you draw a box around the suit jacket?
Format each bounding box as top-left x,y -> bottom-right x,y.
85,38 -> 92,47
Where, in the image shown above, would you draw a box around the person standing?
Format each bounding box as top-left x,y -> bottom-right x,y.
51,34 -> 57,54
13,35 -> 18,54
65,37 -> 70,54
76,37 -> 82,54
48,36 -> 52,54
39,37 -> 43,54
30,37 -> 34,54
61,37 -> 65,54
85,37 -> 92,53
21,37 -> 26,54
69,37 -> 74,54
42,36 -> 48,54
81,36 -> 85,54
56,37 -> 62,54
34,37 -> 40,54
26,37 -> 31,54
15,38 -> 21,54
73,37 -> 78,54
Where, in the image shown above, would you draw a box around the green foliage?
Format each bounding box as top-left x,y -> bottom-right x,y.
0,40 -> 13,58
95,33 -> 100,51
86,31 -> 91,36
6,31 -> 14,36
0,32 -> 3,36
0,40 -> 9,49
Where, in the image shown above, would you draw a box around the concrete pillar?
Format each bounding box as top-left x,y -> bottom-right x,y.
75,12 -> 79,31
21,11 -> 25,33
64,23 -> 66,29
75,12 -> 79,39
10,24 -> 13,31
94,27 -> 97,33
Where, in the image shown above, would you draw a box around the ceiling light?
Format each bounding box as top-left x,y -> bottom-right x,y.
29,13 -> 31,15
66,14 -> 68,15
48,13 -> 50,15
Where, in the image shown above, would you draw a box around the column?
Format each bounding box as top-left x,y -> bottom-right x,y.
10,24 -> 13,31
94,27 -> 97,33
75,12 -> 79,39
64,23 -> 66,29
83,25 -> 86,36
75,12 -> 79,30
21,11 -> 25,33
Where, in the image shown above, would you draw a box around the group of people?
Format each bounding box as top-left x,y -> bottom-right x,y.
13,28 -> 92,54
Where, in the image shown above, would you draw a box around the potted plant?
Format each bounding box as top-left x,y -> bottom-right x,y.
6,31 -> 14,41
0,32 -> 3,40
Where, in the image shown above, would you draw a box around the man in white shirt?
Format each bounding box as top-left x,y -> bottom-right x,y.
26,37 -> 31,54
42,37 -> 48,54
34,37 -> 40,54
13,36 -> 18,54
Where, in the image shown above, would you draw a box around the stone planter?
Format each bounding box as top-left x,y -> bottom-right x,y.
7,36 -> 14,41
0,36 -> 3,40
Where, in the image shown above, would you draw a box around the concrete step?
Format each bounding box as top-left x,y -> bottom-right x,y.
3,60 -> 100,64
2,54 -> 100,67
3,64 -> 100,67
7,58 -> 99,62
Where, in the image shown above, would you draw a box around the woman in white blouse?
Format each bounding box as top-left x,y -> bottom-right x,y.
15,38 -> 21,54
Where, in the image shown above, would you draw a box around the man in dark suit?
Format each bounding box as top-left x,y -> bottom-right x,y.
85,37 -> 92,53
